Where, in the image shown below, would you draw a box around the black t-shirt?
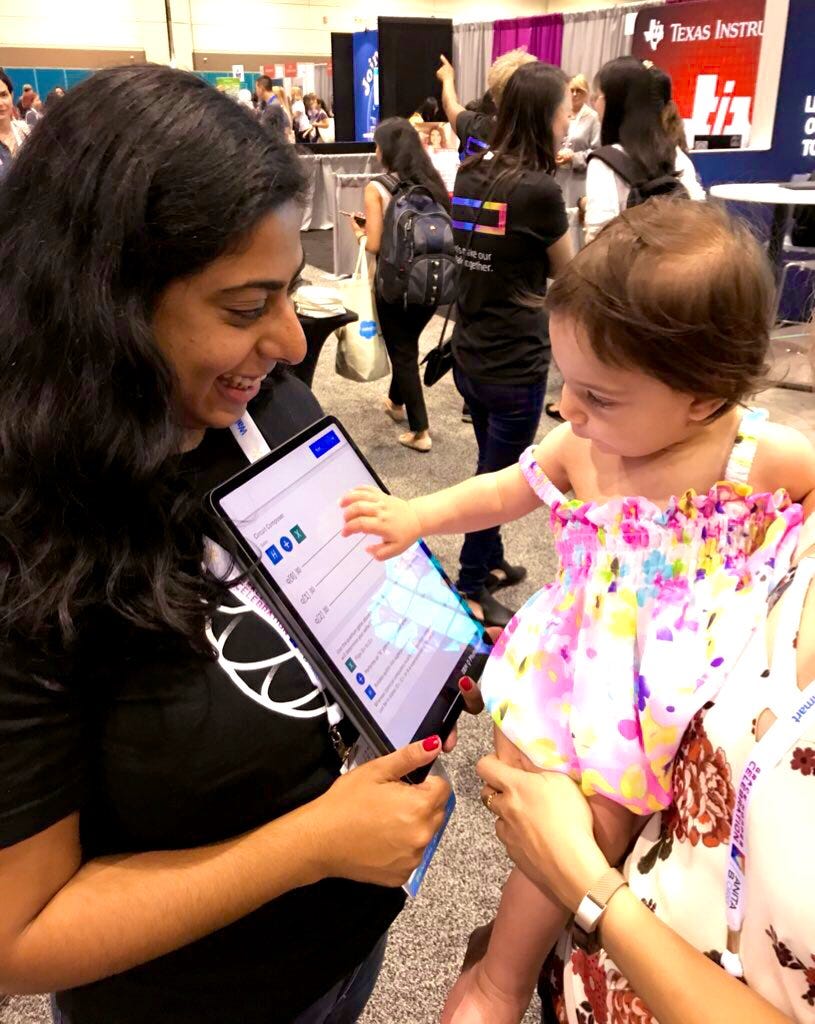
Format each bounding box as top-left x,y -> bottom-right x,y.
455,109 -> 494,158
450,158 -> 568,385
0,372 -> 404,1024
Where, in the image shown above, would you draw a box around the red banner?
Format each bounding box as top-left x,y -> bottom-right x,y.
284,61 -> 298,78
632,0 -> 766,146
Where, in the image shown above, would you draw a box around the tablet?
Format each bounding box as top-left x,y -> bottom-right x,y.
208,416 -> 490,765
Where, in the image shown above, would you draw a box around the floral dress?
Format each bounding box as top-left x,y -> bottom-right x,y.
481,408 -> 803,815
543,519 -> 815,1024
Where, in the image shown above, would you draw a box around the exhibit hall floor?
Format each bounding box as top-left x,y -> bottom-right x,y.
4,263 -> 813,1024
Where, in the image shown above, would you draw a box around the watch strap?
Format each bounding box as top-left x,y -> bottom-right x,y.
574,867 -> 627,933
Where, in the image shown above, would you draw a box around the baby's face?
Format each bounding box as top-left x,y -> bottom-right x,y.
550,314 -> 707,459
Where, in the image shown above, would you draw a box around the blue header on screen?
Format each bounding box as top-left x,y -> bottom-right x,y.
309,430 -> 340,458
352,30 -> 379,142
690,0 -> 815,186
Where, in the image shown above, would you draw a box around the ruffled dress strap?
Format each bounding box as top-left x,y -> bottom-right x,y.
724,407 -> 768,485
519,446 -> 567,508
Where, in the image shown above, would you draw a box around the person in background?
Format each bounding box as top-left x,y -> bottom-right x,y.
255,78 -> 292,142
24,95 -> 44,127
348,118 -> 451,453
649,64 -> 689,153
16,82 -> 36,119
0,64 -> 454,1024
304,92 -> 329,130
0,70 -> 29,176
409,96 -> 441,126
555,74 -> 600,207
290,86 -> 315,142
443,61 -> 573,628
583,56 -> 704,243
436,48 -> 535,157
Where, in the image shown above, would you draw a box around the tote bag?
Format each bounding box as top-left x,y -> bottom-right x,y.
335,238 -> 390,383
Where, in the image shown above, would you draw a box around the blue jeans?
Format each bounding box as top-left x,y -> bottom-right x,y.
453,364 -> 546,595
50,934 -> 387,1024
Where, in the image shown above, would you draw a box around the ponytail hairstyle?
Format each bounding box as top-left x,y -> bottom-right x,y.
374,117 -> 450,210
0,63 -> 305,653
596,56 -> 676,180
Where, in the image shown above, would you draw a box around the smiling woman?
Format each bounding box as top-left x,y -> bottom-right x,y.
0,64 -> 452,1024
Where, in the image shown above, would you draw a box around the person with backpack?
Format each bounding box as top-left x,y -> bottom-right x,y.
446,61 -> 573,628
350,117 -> 455,453
583,56 -> 704,243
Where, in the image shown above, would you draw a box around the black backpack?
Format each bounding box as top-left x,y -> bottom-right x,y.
588,146 -> 689,208
374,175 -> 457,307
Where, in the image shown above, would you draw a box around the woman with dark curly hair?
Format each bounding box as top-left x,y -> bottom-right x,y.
0,64 -> 452,1024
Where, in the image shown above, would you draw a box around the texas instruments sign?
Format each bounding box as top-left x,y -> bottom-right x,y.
633,0 -> 766,147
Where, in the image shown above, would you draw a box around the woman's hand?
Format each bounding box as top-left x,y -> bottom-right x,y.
556,148 -> 574,166
340,485 -> 423,559
309,738 -> 451,887
477,756 -> 608,911
436,54 -> 455,85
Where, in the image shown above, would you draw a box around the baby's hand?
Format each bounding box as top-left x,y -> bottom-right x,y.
339,485 -> 423,560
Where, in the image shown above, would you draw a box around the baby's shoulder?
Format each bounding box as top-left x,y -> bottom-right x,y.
752,421 -> 815,503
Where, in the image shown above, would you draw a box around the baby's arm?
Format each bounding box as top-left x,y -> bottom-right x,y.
340,424 -> 572,560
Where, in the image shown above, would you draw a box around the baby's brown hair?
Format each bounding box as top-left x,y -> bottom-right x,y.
546,199 -> 774,416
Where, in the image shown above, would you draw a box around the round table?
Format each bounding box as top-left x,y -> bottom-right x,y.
709,181 -> 815,277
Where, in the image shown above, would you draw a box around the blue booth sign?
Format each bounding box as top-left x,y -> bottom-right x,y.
352,30 -> 379,142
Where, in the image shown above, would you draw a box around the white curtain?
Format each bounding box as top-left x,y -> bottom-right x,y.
452,21 -> 494,107
314,64 -> 332,112
561,1 -> 664,87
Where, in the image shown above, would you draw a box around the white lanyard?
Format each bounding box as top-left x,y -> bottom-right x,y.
230,412 -> 272,462
722,556 -> 815,978
204,413 -> 346,744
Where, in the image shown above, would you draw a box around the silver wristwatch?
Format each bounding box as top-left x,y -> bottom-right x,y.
572,867 -> 628,951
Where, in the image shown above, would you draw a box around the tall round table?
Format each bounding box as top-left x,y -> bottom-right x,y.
709,181 -> 815,279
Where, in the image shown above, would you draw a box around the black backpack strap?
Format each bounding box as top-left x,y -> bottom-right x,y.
587,146 -> 642,186
374,173 -> 402,195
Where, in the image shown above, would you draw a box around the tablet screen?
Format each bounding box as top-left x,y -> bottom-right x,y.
215,421 -> 488,748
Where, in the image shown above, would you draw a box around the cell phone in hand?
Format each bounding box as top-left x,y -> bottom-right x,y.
340,210 -> 367,227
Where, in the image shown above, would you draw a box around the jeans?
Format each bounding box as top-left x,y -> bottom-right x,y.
375,293 -> 434,433
453,363 -> 546,595
50,934 -> 387,1024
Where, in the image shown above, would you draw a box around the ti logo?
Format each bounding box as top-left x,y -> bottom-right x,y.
359,320 -> 378,339
644,19 -> 665,52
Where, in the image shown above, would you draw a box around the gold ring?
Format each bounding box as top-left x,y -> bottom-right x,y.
486,792 -> 495,812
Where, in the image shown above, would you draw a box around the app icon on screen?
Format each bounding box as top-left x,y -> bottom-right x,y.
345,658 -> 356,672
356,672 -> 366,685
265,544 -> 282,565
364,686 -> 376,700
280,536 -> 294,553
291,525 -> 306,543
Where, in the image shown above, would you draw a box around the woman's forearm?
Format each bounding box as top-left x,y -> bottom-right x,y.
4,802 -> 324,993
598,888 -> 790,1024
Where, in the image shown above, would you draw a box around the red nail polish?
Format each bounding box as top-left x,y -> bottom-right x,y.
460,676 -> 473,692
422,735 -> 441,751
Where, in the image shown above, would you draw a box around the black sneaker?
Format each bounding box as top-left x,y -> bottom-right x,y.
464,587 -> 516,629
461,403 -> 473,424
486,559 -> 528,593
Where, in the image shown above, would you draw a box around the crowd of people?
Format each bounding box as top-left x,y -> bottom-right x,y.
0,48 -> 813,1024
253,75 -> 334,143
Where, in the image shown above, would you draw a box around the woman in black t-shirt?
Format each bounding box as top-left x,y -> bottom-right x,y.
450,62 -> 573,628
0,66 -> 453,1024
